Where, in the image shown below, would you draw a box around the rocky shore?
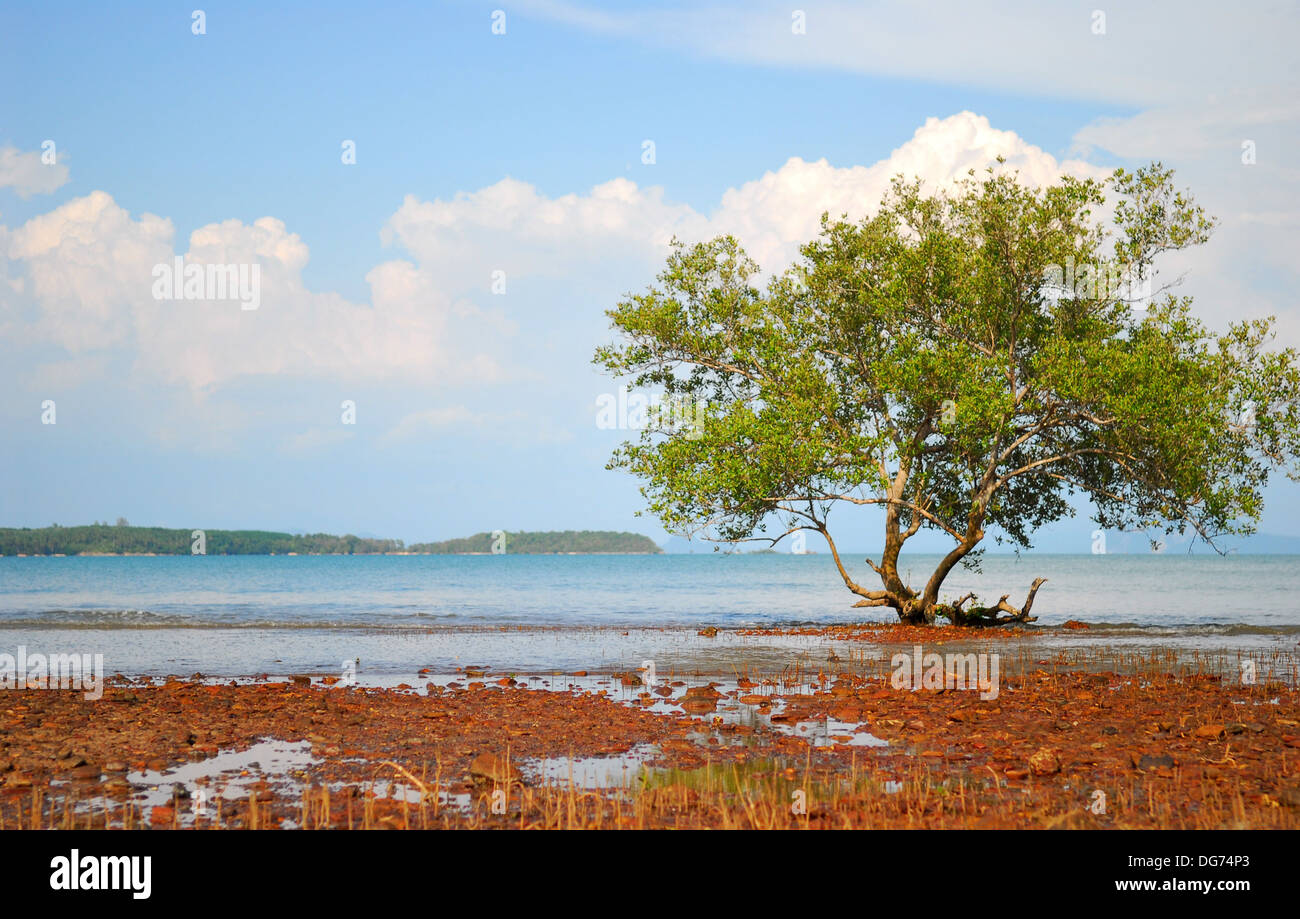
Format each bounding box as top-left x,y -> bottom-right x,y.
3,635 -> 1298,829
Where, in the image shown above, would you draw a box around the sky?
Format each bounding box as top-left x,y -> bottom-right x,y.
1,1 -> 1298,551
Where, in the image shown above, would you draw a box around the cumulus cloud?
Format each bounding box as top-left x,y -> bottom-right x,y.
382,176 -> 702,289
0,112 -> 1118,396
6,191 -> 172,351
385,112 -> 1102,282
704,112 -> 1106,269
2,194 -> 515,390
0,144 -> 70,198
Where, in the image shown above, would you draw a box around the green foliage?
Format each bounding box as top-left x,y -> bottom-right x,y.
0,526 -> 662,556
595,162 -> 1300,620
0,525 -> 403,556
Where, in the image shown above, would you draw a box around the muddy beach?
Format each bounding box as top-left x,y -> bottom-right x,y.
3,626 -> 1298,830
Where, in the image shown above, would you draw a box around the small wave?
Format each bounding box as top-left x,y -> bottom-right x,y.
1050,621 -> 1300,636
0,608 -> 466,630
0,608 -> 195,628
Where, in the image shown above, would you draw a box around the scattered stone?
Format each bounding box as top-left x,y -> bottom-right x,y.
683,685 -> 722,701
1028,748 -> 1061,776
1136,753 -> 1176,771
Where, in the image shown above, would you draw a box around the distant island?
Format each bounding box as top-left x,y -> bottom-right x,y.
0,523 -> 662,556
408,530 -> 662,555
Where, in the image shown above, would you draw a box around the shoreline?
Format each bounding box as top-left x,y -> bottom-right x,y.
4,630 -> 1298,829
3,622 -> 1297,687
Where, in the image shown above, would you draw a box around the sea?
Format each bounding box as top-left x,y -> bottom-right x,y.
0,553 -> 1297,681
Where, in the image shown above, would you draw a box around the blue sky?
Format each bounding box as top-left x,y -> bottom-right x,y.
2,1 -> 1298,550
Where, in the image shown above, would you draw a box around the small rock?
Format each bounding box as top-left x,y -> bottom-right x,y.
683,685 -> 722,701
681,698 -> 719,714
1136,753 -> 1176,771
1028,748 -> 1060,776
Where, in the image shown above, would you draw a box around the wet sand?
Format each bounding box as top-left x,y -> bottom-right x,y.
3,625 -> 1299,829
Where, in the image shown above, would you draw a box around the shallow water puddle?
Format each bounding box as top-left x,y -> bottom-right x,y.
126,738 -> 318,808
423,670 -> 893,752
789,717 -> 889,748
361,778 -> 471,811
55,738 -> 320,827
524,743 -> 660,789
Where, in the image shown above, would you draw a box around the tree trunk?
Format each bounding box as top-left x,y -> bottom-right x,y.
863,526 -> 1047,628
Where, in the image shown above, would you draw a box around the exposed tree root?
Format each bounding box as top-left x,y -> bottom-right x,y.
938,577 -> 1048,627
855,578 -> 1048,627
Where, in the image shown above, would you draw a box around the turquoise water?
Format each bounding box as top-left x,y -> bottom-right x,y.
0,553 -> 1297,628
0,554 -> 1296,677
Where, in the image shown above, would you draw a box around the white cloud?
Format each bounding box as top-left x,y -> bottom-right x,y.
0,145 -> 70,198
6,190 -> 172,351
0,112 -> 1176,400
1072,88 -> 1300,344
705,113 -> 1106,269
2,194 -> 515,390
382,176 -> 703,290
518,0 -> 1298,106
384,112 -> 1100,282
